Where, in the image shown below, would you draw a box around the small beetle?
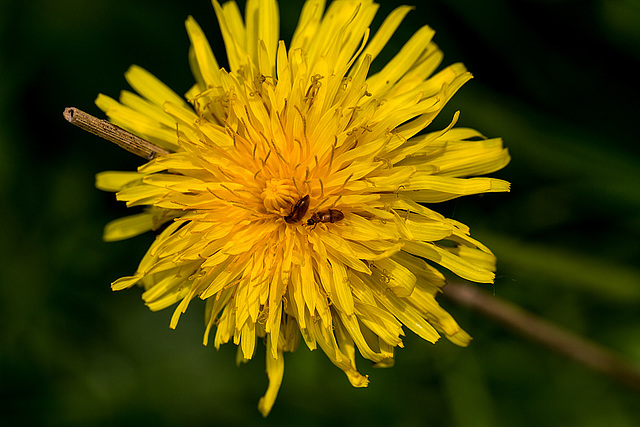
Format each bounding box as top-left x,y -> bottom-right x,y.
307,209 -> 344,227
284,195 -> 310,224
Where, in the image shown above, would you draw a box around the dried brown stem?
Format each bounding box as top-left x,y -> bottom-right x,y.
442,281 -> 640,391
63,107 -> 170,159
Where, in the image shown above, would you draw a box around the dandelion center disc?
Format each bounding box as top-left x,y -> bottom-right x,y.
262,178 -> 297,213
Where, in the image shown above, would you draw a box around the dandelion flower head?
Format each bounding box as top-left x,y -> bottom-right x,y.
95,0 -> 510,416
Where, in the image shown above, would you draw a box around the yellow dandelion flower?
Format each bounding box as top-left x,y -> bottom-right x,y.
95,0 -> 510,416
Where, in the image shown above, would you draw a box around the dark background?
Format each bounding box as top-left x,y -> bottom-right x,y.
2,0 -> 640,425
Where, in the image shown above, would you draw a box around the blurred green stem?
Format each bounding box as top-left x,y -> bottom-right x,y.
443,282 -> 640,391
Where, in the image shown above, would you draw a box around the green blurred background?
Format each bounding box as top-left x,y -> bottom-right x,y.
2,0 -> 640,425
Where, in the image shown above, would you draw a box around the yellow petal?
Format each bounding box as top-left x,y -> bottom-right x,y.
124,65 -> 188,108
95,171 -> 142,192
185,16 -> 221,87
103,212 -> 153,241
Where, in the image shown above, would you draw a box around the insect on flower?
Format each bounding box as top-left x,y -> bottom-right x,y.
307,209 -> 345,228
284,195 -> 310,224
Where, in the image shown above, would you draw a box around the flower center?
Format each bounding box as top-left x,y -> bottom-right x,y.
261,178 -> 297,214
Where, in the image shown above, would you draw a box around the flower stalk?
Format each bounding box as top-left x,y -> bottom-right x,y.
442,281 -> 640,391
